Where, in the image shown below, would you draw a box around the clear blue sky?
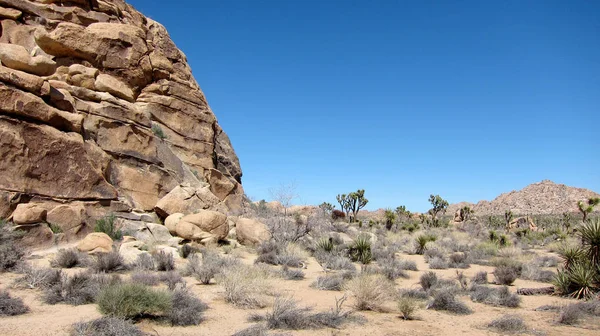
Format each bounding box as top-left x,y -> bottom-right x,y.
128,0 -> 599,212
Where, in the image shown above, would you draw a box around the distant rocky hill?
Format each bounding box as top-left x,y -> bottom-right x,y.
447,180 -> 600,215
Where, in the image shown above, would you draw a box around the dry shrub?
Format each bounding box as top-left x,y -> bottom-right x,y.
217,265 -> 271,308
152,250 -> 174,272
470,285 -> 520,308
159,271 -> 185,290
557,304 -> 583,325
345,273 -> 394,311
312,274 -> 345,291
494,265 -> 519,285
420,271 -> 438,291
13,264 -> 62,289
130,272 -> 160,286
51,249 -> 87,269
397,296 -> 419,320
487,314 -> 526,333
471,271 -> 488,285
44,272 -> 120,306
168,288 -> 208,326
0,290 -> 29,316
427,290 -> 472,315
71,317 -> 144,336
133,253 -> 155,271
92,251 -> 128,273
428,257 -> 448,269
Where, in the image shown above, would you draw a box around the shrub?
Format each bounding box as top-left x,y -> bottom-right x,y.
398,259 -> 418,271
94,214 -> 122,240
133,253 -> 155,271
448,252 -> 469,269
345,273 -> 394,311
521,263 -> 555,283
470,285 -> 520,308
555,262 -> 598,299
579,218 -> 600,266
178,244 -> 196,259
168,288 -> 208,326
420,271 -> 438,291
558,244 -> 585,270
375,257 -> 409,280
281,265 -> 305,280
71,317 -> 145,336
557,304 -> 583,325
429,257 -> 448,270
0,240 -> 24,272
217,265 -> 270,308
532,255 -> 559,268
494,265 -> 519,285
399,288 -> 429,300
92,251 -> 127,273
487,314 -> 526,333
13,265 -> 62,289
152,250 -> 174,272
159,271 -> 185,290
348,234 -> 372,264
322,255 -> 356,273
256,241 -> 306,267
0,290 -> 29,316
264,296 -> 313,330
427,290 -> 472,315
397,296 -> 418,320
151,124 -> 166,140
52,249 -> 87,268
44,272 -> 119,305
415,234 -> 436,254
188,250 -> 240,285
97,283 -> 172,319
130,272 -> 160,286
471,271 -> 488,285
312,274 -> 345,291
316,237 -> 334,252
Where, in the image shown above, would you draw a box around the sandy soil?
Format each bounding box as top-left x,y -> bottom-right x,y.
1,246 -> 598,336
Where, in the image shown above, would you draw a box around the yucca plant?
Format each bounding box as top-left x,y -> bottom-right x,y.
579,218 -> 600,268
414,234 -> 436,255
558,245 -> 585,270
349,234 -> 372,264
552,269 -> 571,296
316,237 -> 334,253
566,262 -> 598,300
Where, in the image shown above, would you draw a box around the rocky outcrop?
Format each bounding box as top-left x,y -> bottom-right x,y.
234,218 -> 271,246
447,180 -> 600,215
0,1 -> 243,240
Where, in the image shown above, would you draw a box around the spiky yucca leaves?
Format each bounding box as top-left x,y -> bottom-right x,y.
415,234 -> 436,255
567,262 -> 597,300
552,269 -> 571,296
349,234 -> 372,264
558,245 -> 585,270
579,218 -> 600,268
316,237 -> 334,253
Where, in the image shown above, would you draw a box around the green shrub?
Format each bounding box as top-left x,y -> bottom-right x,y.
94,214 -> 122,240
348,234 -> 372,264
97,283 -> 172,319
397,296 -> 418,320
151,124 -> 166,140
415,234 -> 436,254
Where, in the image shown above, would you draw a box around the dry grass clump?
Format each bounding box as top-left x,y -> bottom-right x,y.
399,288 -> 429,300
487,314 -> 527,333
71,317 -> 144,336
494,265 -> 519,285
0,220 -> 24,272
419,271 -> 438,291
280,265 -> 305,280
312,274 -> 346,291
471,271 -> 488,285
133,253 -> 155,271
428,257 -> 449,269
427,290 -> 472,315
556,301 -> 600,325
217,264 -> 271,308
130,271 -> 160,286
186,249 -> 241,285
448,252 -> 470,269
159,271 -> 185,290
0,290 -> 29,316
51,249 -> 88,269
13,264 -> 62,289
92,251 -> 128,273
345,273 -> 394,311
397,296 -> 419,320
152,250 -> 175,272
470,285 -> 521,308
256,241 -> 307,267
520,262 -> 555,283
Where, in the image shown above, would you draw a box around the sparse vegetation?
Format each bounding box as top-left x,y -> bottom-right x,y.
151,124 -> 167,140
312,274 -> 345,291
470,285 -> 521,307
487,314 -> 527,333
397,296 -> 419,320
51,249 -> 87,268
217,264 -> 270,308
494,264 -> 519,285
97,282 -> 172,319
168,288 -> 208,326
71,317 -> 145,336
152,250 -> 174,272
92,251 -> 128,273
94,214 -> 122,240
345,273 -> 394,311
0,290 -> 29,316
427,290 -> 472,315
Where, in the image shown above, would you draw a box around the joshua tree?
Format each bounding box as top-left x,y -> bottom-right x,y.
504,210 -> 513,233
459,206 -> 474,222
348,190 -> 368,223
319,202 -> 334,216
428,194 -> 448,227
577,198 -> 600,222
395,205 -> 412,221
336,194 -> 352,219
562,212 -> 573,232
384,209 -> 397,230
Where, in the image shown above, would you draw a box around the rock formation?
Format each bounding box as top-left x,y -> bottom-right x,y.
447,180 -> 600,216
0,0 -> 244,242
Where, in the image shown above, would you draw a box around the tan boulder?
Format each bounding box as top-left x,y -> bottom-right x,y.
0,6 -> 22,20
204,168 -> 235,201
18,224 -> 53,247
509,216 -> 538,232
165,213 -> 184,234
77,232 -> 113,253
176,210 -> 228,242
154,185 -> 221,218
0,64 -> 48,95
95,74 -> 135,102
12,203 -> 47,224
46,203 -> 86,234
0,43 -> 56,76
235,218 -> 271,246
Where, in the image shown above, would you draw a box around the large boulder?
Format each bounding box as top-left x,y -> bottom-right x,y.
164,212 -> 184,234
235,218 -> 271,246
46,203 -> 86,235
509,216 -> 538,232
0,43 -> 57,76
77,232 -> 113,253
175,210 -> 228,243
154,185 -> 222,218
12,203 -> 47,224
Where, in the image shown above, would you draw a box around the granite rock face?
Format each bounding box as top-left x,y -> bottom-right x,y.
0,0 -> 243,240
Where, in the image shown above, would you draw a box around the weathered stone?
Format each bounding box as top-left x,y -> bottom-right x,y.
0,64 -> 46,95
154,185 -> 222,218
0,190 -> 16,218
46,203 -> 86,234
178,210 -> 228,242
0,83 -> 82,133
214,124 -> 242,183
0,6 -> 22,20
12,203 -> 47,224
509,216 -> 538,232
95,74 -> 135,102
235,218 -> 271,246
77,232 -> 113,253
0,43 -> 56,76
146,223 -> 173,243
204,168 -> 235,201
96,122 -> 159,163
0,0 -> 110,25
164,212 -> 184,234
19,223 -> 53,247
119,241 -> 145,263
0,117 -> 117,200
